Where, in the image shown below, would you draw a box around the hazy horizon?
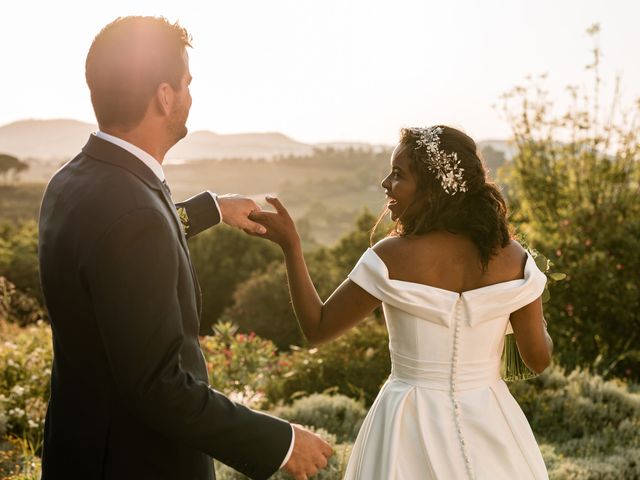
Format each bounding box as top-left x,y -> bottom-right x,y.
3,0 -> 640,145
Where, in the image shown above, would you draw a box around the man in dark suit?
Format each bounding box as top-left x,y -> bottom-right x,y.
38,16 -> 331,480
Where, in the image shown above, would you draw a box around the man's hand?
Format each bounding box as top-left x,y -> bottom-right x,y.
216,194 -> 266,235
282,424 -> 333,480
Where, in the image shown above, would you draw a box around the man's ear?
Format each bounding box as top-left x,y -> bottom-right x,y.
154,82 -> 174,117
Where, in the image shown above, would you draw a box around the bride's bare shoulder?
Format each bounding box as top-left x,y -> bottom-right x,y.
493,239 -> 529,279
371,236 -> 412,261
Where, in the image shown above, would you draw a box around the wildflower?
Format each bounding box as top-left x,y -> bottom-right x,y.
11,385 -> 26,397
9,408 -> 26,418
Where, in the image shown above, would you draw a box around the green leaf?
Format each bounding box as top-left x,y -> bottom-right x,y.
541,287 -> 551,303
550,272 -> 567,281
534,254 -> 550,273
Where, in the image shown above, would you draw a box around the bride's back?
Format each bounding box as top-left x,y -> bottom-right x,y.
374,232 -> 527,295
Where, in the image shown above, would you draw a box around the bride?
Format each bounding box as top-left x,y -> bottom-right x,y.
251,125 -> 552,479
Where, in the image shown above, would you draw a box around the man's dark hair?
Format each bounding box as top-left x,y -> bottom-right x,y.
85,16 -> 192,130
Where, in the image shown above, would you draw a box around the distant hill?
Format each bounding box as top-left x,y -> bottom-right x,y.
0,119 -> 313,162
0,119 -> 96,161
167,130 -> 312,162
0,118 -> 512,165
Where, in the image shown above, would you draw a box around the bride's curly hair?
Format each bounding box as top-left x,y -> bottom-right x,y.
373,126 -> 511,270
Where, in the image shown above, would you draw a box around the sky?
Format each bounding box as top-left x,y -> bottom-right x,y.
2,0 -> 639,144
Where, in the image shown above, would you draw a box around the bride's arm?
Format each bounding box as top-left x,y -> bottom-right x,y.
250,197 -> 381,345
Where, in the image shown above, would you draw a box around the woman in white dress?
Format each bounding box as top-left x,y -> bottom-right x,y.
251,125 -> 553,479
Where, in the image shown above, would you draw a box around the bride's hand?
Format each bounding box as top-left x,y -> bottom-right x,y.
248,196 -> 300,250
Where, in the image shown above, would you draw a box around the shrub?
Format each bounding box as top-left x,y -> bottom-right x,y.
220,263 -> 304,350
510,365 -> 640,478
499,25 -> 640,380
0,436 -> 42,480
271,394 -> 367,443
188,225 -> 281,334
0,402 -> 6,438
265,318 -> 391,407
0,278 -> 46,327
0,320 -> 51,453
0,222 -> 41,301
200,322 -> 283,409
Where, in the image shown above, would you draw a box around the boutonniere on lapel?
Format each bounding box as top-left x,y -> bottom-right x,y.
176,207 -> 190,235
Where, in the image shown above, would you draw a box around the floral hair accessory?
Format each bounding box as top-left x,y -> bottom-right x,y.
411,126 -> 468,195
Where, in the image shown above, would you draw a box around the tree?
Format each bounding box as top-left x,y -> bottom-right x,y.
499,24 -> 640,379
221,263 -> 304,349
222,210 -> 390,347
0,154 -> 29,184
188,225 -> 281,334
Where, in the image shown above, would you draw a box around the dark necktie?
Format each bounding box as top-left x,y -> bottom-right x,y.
161,179 -> 172,197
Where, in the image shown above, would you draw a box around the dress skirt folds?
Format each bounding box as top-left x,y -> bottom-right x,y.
343,248 -> 549,480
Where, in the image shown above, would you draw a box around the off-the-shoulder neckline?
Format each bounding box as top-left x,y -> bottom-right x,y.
365,248 -> 535,298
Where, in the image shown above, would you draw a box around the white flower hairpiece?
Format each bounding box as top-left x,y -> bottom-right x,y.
411,126 -> 468,195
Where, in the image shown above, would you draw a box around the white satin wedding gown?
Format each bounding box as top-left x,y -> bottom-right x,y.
343,248 -> 549,480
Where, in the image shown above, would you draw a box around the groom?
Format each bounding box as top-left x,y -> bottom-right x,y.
38,16 -> 331,480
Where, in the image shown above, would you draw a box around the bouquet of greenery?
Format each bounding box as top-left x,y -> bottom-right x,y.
501,246 -> 566,382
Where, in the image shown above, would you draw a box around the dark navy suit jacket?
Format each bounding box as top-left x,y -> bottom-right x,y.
38,135 -> 291,479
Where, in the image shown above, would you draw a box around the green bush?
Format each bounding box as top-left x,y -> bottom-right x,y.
542,442 -> 640,480
0,320 -> 51,452
271,393 -> 367,443
0,401 -> 6,438
510,365 -> 640,478
0,222 -> 40,301
188,225 -> 281,334
220,263 -> 305,350
1,318 -> 640,479
265,319 -> 391,407
0,436 -> 42,480
200,322 -> 284,409
0,278 -> 46,327
499,26 -> 640,380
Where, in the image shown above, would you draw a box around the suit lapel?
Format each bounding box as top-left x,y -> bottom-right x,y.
82,134 -> 203,315
157,185 -> 203,315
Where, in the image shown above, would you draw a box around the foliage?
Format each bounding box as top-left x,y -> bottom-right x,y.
199,322 -> 284,409
188,225 -> 281,334
1,317 -> 640,479
0,185 -> 45,223
265,319 -> 391,407
498,24 -> 640,380
327,209 -> 386,278
510,365 -> 640,479
220,263 -> 304,349
0,278 -> 46,327
0,155 -> 29,185
0,437 -> 41,480
0,222 -> 41,300
0,320 -> 51,453
271,393 -> 366,444
222,210 -> 389,348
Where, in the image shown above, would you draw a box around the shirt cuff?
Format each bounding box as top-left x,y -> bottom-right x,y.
279,424 -> 295,469
207,190 -> 223,224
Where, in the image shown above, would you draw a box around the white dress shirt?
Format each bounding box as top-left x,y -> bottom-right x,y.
94,131 -> 223,221
93,130 -> 295,469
